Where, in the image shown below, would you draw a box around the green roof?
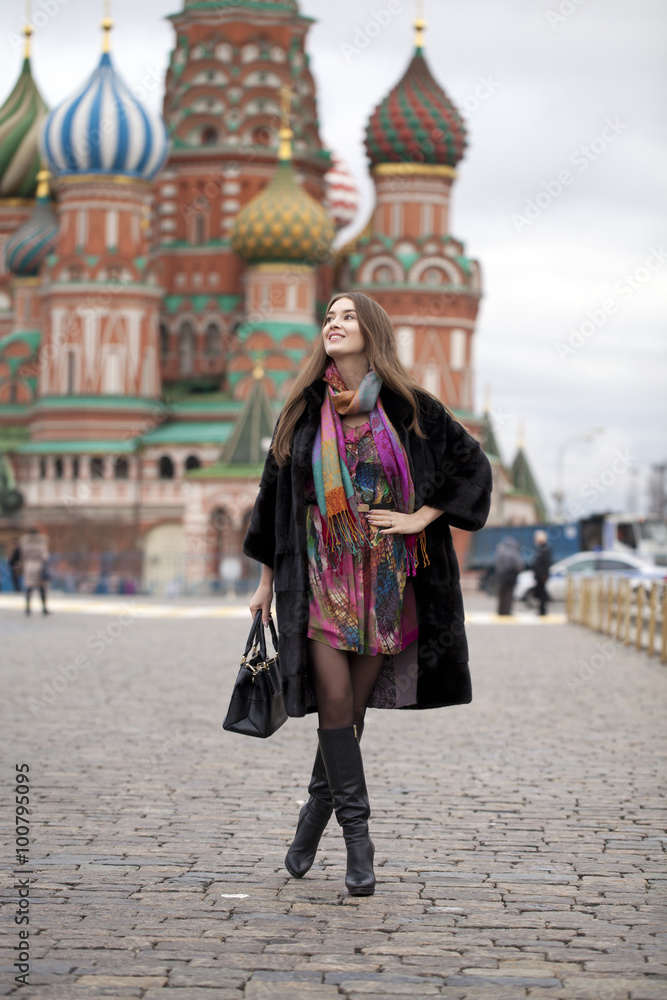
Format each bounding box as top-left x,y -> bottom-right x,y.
17,439 -> 137,455
162,294 -> 242,315
31,395 -> 163,412
186,462 -> 265,479
223,379 -> 276,465
511,447 -> 548,521
140,421 -> 234,446
480,411 -> 503,463
236,319 -> 319,343
169,400 -> 242,416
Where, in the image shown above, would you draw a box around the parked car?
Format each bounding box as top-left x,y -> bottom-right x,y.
514,551 -> 667,605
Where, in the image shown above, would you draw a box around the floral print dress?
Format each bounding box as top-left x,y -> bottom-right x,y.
306,420 -> 418,655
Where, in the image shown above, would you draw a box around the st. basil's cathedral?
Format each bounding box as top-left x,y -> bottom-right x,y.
0,0 -> 546,593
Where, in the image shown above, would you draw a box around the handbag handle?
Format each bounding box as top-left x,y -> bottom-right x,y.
243,610 -> 279,664
243,610 -> 263,661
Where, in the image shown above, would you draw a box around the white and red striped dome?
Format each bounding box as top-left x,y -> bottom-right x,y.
324,154 -> 360,231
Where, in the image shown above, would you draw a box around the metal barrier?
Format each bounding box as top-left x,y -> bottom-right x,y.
566,575 -> 667,663
0,551 -> 262,598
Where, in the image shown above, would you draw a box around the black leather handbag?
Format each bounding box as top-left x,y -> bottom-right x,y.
222,610 -> 287,738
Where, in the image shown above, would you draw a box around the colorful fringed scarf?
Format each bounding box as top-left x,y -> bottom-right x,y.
312,361 -> 428,575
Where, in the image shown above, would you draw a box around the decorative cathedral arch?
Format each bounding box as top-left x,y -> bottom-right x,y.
178,321 -> 196,374
204,321 -> 221,355
158,455 -> 174,480
408,256 -> 460,286
201,126 -> 220,146
358,255 -> 404,285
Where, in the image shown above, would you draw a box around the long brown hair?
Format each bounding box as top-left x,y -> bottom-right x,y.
272,290 -> 437,465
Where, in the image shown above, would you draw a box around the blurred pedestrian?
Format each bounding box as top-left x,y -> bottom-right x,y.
531,529 -> 552,617
8,537 -> 22,592
20,527 -> 50,615
494,536 -> 524,615
246,290 -> 492,896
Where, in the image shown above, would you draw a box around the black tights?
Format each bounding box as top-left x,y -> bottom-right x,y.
26,587 -> 47,612
309,639 -> 384,731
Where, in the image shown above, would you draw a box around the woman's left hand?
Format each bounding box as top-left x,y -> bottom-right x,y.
365,510 -> 424,535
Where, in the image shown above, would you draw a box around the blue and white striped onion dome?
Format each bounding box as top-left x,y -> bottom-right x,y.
40,52 -> 168,180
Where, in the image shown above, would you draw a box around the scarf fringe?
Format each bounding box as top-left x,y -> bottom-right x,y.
324,508 -> 365,558
405,529 -> 430,577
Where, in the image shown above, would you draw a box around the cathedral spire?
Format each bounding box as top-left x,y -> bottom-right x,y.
278,85 -> 293,162
101,0 -> 113,54
414,0 -> 426,52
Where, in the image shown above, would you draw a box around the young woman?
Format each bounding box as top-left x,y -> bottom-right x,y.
245,291 -> 492,896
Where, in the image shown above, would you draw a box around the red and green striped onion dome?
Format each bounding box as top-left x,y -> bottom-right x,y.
232,160 -> 334,264
365,47 -> 466,168
0,35 -> 49,197
5,171 -> 58,276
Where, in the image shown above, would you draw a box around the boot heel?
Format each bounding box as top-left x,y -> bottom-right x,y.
317,725 -> 376,897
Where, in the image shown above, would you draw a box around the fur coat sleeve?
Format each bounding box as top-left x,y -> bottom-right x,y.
407,394 -> 492,530
242,445 -> 280,569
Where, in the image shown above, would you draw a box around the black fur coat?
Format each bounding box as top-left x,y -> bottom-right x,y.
243,379 -> 492,717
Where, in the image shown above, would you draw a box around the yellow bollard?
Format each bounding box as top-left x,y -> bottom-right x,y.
623,579 -> 632,646
615,577 -> 623,642
606,576 -> 613,635
647,582 -> 657,657
661,584 -> 667,665
635,583 -> 644,651
566,575 -> 573,622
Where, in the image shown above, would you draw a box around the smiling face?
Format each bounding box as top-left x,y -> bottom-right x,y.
322,297 -> 367,363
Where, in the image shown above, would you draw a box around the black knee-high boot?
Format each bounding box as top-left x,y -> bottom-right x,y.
285,723 -> 364,879
317,724 -> 375,896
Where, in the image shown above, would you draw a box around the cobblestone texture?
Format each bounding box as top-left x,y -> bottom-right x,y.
2,594 -> 666,999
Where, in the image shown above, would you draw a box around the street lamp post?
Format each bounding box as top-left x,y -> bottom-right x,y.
553,428 -> 604,519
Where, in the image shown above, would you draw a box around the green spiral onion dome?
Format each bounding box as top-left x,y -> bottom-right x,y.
365,44 -> 467,169
0,31 -> 49,197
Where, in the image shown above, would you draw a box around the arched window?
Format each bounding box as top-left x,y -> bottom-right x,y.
202,126 -> 218,146
158,455 -> 174,480
185,455 -> 201,472
54,458 -> 64,480
252,125 -> 272,147
204,322 -> 220,355
159,323 -> 170,358
72,457 -> 80,480
179,322 -> 195,375
114,457 -> 129,480
39,458 -> 47,480
90,457 -> 105,480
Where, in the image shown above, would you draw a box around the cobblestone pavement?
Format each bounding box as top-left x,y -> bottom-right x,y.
2,594 -> 666,1000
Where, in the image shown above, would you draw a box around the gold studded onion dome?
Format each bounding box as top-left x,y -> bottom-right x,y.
232,161 -> 335,264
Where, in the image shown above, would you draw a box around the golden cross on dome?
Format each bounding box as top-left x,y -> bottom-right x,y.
24,0 -> 33,58
414,0 -> 426,51
101,0 -> 113,53
278,84 -> 294,162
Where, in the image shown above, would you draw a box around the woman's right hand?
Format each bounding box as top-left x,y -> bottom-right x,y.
249,567 -> 274,625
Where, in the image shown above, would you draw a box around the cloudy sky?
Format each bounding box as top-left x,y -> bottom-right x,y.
2,0 -> 665,518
